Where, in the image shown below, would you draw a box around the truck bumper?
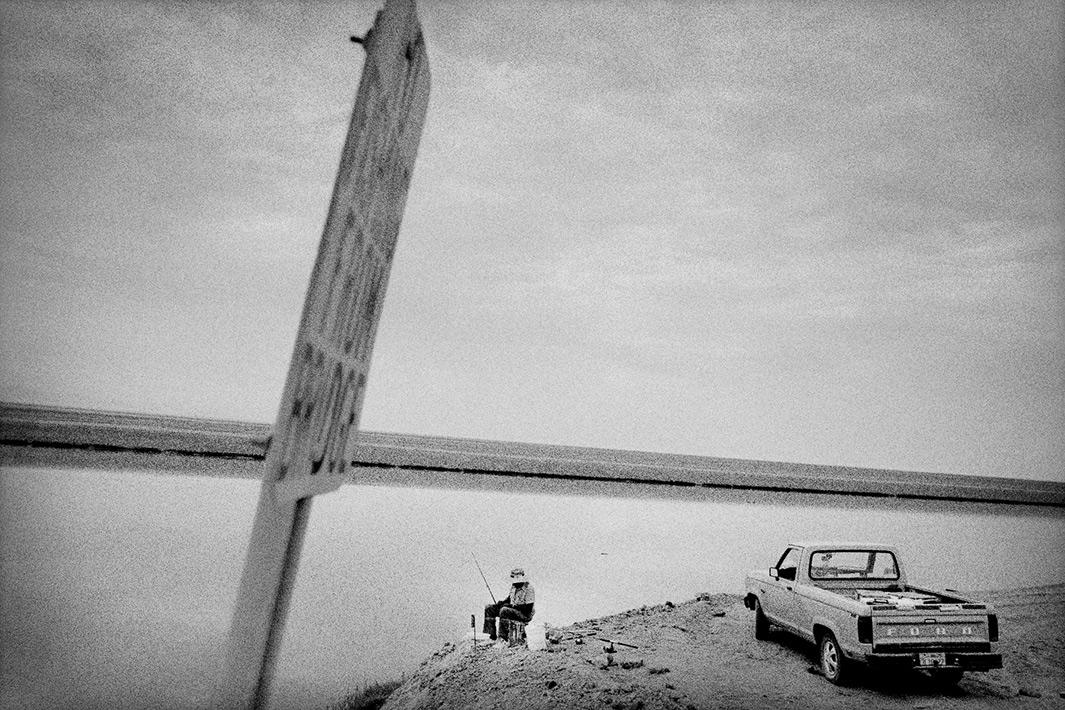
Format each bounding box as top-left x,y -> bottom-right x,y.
864,652 -> 1003,672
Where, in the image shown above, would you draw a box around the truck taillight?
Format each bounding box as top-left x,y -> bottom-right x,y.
857,615 -> 873,644
988,614 -> 998,642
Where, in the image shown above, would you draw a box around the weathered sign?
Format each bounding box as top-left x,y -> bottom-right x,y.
272,0 -> 430,502
223,1 -> 430,707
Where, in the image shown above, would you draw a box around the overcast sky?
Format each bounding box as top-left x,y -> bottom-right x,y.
1,1 -> 1062,481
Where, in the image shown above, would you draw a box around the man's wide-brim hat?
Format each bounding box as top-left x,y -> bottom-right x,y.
510,567 -> 527,583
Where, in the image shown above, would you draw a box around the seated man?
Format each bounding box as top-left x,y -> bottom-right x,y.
483,567 -> 535,641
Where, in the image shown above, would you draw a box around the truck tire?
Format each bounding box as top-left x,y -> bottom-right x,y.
819,632 -> 849,685
752,599 -> 770,640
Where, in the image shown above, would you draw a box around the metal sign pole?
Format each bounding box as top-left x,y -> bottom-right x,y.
220,2 -> 430,707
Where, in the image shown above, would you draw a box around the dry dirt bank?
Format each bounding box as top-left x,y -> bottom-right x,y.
380,585 -> 1064,710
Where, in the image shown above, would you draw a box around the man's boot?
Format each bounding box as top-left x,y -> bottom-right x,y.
483,616 -> 496,640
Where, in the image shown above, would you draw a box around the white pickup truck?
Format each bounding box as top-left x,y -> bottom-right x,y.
744,542 -> 1001,685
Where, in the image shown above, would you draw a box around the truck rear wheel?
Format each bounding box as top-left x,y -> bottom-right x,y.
819,632 -> 849,685
752,599 -> 769,640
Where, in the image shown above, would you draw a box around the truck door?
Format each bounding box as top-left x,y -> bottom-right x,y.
763,547 -> 803,630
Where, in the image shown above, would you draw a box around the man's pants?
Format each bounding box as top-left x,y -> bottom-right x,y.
483,602 -> 530,640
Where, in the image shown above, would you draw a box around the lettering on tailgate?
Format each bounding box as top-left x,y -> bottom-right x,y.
877,620 -> 987,640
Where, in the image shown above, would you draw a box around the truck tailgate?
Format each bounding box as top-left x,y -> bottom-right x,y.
872,610 -> 992,652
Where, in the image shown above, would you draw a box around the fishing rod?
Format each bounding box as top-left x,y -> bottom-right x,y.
472,554 -> 497,604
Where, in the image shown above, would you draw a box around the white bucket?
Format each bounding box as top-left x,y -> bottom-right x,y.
526,622 -> 547,651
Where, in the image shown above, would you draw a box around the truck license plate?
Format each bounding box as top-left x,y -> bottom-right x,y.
919,652 -> 946,667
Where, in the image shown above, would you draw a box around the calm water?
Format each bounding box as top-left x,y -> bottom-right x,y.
2,465 -> 1062,710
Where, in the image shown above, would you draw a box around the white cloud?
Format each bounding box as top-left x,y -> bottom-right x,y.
1,0 -> 1061,478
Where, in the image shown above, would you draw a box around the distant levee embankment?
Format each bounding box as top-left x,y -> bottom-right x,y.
1,402 -> 1062,507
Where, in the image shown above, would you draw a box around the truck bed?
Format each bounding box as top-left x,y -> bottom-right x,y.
842,586 -> 988,611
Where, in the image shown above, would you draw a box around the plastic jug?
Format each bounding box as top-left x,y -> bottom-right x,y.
526,621 -> 547,651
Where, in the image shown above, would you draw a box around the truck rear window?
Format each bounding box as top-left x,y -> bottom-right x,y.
808,550 -> 899,580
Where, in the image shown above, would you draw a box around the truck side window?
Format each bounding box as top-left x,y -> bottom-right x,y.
776,547 -> 800,582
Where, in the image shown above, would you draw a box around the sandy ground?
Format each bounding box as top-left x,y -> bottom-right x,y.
380,585 -> 1064,710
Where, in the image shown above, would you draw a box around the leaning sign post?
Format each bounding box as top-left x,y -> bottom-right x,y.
222,1 -> 430,707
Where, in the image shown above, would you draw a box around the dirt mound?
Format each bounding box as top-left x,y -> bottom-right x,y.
381,586 -> 1065,710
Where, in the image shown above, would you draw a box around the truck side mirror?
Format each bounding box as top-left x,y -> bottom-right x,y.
769,567 -> 779,580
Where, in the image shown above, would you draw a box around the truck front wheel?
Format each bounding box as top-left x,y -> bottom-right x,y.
819,632 -> 849,685
752,599 -> 769,640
